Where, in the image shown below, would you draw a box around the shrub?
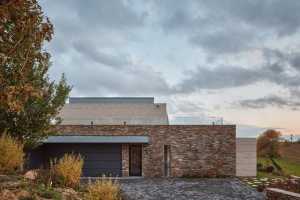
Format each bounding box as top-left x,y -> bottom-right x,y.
0,134 -> 24,174
257,163 -> 263,171
85,178 -> 121,200
257,129 -> 281,158
265,165 -> 274,173
35,184 -> 62,200
51,153 -> 83,188
36,168 -> 53,187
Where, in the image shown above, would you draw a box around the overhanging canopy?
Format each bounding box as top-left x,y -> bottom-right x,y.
44,135 -> 149,144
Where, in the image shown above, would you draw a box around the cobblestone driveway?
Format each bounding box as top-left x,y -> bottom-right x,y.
120,178 -> 265,200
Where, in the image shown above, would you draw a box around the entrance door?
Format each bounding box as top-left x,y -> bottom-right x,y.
129,145 -> 142,176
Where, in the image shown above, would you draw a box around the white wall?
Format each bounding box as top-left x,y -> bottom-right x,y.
236,138 -> 257,177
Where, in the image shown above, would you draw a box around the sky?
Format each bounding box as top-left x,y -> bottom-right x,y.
39,0 -> 300,138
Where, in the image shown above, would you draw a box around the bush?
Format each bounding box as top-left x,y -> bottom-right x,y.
265,166 -> 274,173
36,168 -> 53,187
0,134 -> 24,174
85,178 -> 121,200
257,163 -> 263,171
51,153 -> 83,188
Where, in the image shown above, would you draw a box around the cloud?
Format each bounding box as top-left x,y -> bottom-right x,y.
238,95 -> 300,110
178,66 -> 262,92
189,28 -> 255,54
156,0 -> 300,54
73,40 -> 130,69
202,0 -> 300,36
177,48 -> 300,93
41,0 -> 300,113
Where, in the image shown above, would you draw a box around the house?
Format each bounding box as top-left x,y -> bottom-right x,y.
29,97 -> 238,177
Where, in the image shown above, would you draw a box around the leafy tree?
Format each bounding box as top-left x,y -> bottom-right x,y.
257,129 -> 281,158
0,0 -> 71,149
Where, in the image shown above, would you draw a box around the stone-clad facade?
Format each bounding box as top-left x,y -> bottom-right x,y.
55,125 -> 236,177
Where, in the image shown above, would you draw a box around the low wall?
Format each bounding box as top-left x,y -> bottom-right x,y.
236,138 -> 257,177
266,188 -> 300,200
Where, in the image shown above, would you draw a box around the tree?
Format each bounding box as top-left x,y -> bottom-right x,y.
0,0 -> 71,149
257,129 -> 281,158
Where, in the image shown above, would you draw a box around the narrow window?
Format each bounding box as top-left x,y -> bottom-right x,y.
164,145 -> 171,177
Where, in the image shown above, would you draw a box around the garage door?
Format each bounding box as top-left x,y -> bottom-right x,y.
43,143 -> 122,177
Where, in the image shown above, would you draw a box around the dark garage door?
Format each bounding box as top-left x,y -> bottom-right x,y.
44,143 -> 122,177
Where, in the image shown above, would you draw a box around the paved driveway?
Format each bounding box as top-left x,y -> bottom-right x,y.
120,178 -> 265,200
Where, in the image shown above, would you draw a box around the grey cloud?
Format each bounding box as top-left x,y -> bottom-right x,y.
75,0 -> 145,29
203,0 -> 300,36
178,66 -> 262,92
71,64 -> 174,96
189,28 -> 254,54
238,95 -> 300,110
262,48 -> 300,73
157,0 -> 300,54
41,0 -> 146,55
73,41 -> 130,68
41,0 -> 300,111
177,48 -> 300,96
42,0 -> 145,30
289,54 -> 300,71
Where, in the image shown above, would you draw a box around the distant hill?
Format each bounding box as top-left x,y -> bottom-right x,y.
280,143 -> 300,164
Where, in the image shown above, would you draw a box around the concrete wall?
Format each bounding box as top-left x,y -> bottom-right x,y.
236,138 -> 257,177
59,103 -> 169,125
55,125 -> 236,177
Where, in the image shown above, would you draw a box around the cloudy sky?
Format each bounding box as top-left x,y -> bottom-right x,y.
40,0 -> 300,138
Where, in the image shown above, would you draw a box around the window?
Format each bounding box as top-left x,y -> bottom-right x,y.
164,145 -> 171,177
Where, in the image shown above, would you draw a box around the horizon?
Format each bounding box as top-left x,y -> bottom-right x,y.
40,0 -> 300,137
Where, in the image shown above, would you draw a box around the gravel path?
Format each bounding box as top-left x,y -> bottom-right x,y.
120,178 -> 265,200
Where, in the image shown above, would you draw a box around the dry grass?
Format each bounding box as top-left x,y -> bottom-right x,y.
51,153 -> 84,188
85,178 -> 121,200
280,143 -> 300,164
0,134 -> 24,174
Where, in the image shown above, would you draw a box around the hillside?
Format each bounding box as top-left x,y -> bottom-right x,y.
280,143 -> 300,164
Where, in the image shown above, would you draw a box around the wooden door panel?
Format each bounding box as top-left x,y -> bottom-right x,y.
129,145 -> 142,176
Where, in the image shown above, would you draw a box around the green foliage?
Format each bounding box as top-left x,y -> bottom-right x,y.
257,129 -> 281,158
35,184 -> 62,200
0,134 -> 24,174
0,0 -> 71,148
258,157 -> 300,177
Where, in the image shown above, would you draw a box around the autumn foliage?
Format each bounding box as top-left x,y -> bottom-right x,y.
0,0 -> 71,148
0,134 -> 24,174
257,129 -> 281,158
51,154 -> 84,188
85,178 -> 121,200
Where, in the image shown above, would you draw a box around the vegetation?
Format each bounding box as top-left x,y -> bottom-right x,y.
51,153 -> 84,188
257,129 -> 281,158
0,0 -> 71,149
85,178 -> 121,200
267,158 -> 300,177
256,129 -> 300,180
280,143 -> 300,163
0,134 -> 24,174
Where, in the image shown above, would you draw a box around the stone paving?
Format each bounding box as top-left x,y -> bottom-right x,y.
120,178 -> 265,200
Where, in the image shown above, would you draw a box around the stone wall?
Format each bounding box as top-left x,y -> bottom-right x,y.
55,125 -> 236,177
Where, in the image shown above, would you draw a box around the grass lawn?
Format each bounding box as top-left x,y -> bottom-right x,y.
258,157 -> 300,177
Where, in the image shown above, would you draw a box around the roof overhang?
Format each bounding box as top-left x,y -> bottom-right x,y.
43,135 -> 149,144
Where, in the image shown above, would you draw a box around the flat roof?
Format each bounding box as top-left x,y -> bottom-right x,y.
69,97 -> 154,104
44,135 -> 149,144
